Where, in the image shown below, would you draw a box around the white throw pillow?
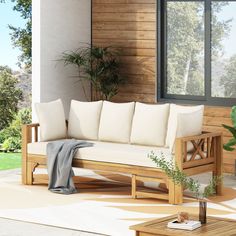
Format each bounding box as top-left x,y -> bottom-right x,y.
68,100 -> 103,140
130,103 -> 170,146
35,99 -> 67,141
166,104 -> 204,152
98,101 -> 135,143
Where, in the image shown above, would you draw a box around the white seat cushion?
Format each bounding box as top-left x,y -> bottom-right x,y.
68,100 -> 103,140
28,141 -> 172,168
131,103 -> 170,146
35,99 -> 67,141
28,141 -> 200,167
166,104 -> 204,152
98,101 -> 135,143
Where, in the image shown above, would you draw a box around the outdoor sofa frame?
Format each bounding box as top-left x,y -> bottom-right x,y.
22,123 -> 223,205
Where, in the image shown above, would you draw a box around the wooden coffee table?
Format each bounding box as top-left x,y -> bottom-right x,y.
130,214 -> 236,236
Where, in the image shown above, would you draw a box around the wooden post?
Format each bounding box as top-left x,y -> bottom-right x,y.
22,125 -> 32,185
132,174 -> 137,199
173,138 -> 183,205
214,134 -> 223,195
168,178 -> 175,204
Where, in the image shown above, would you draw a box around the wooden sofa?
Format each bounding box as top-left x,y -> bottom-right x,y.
22,127 -> 222,205
22,100 -> 223,204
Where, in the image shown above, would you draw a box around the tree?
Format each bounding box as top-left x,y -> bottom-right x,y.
1,0 -> 32,69
0,69 -> 23,130
167,2 -> 204,96
166,2 -> 230,96
220,55 -> 236,98
0,65 -> 12,74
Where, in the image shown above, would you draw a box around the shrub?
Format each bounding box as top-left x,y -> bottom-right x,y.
2,137 -> 21,152
0,68 -> 23,130
0,108 -> 31,152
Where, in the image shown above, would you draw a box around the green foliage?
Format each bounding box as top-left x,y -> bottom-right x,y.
2,137 -> 21,151
166,2 -> 230,96
148,151 -> 220,199
0,69 -> 23,130
61,45 -> 124,101
0,108 -> 31,151
223,106 -> 236,151
220,55 -> 236,98
1,0 -> 32,69
167,2 -> 204,96
0,65 -> 12,74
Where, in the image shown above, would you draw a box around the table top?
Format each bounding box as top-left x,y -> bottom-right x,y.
130,215 -> 236,236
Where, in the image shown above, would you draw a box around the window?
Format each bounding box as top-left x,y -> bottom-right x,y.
158,0 -> 236,106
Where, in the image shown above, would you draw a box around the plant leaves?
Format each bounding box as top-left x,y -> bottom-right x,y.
222,124 -> 236,139
231,106 -> 236,128
223,144 -> 235,152
225,138 -> 236,146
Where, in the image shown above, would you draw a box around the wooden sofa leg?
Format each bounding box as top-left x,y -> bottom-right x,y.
21,154 -> 27,185
26,162 -> 34,185
22,159 -> 33,185
132,174 -> 137,198
214,135 -> 223,195
174,184 -> 183,205
22,124 -> 32,185
168,179 -> 175,204
168,179 -> 183,205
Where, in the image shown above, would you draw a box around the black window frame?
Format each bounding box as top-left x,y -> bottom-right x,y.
157,0 -> 236,107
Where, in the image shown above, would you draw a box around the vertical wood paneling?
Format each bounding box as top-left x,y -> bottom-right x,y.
92,0 -> 235,173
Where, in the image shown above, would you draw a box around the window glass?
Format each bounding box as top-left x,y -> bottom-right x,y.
166,1 -> 205,96
212,1 -> 236,98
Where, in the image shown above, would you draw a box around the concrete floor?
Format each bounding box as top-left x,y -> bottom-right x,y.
0,170 -> 235,236
0,218 -> 103,236
0,169 -> 104,236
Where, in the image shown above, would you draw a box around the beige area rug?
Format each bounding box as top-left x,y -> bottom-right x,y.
0,169 -> 236,236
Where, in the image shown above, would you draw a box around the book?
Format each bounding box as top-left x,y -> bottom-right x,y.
167,219 -> 201,231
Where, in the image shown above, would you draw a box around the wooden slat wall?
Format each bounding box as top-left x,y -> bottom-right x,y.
92,0 -> 235,173
92,0 -> 156,103
204,106 -> 234,173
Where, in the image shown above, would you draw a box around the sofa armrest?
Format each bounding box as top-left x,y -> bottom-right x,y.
22,123 -> 40,144
22,120 -> 68,144
175,132 -> 223,169
22,123 -> 40,184
176,131 -> 222,143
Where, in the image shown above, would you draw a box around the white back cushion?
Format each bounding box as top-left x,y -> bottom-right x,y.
130,103 -> 170,146
166,104 -> 204,152
68,100 -> 103,140
98,101 -> 135,143
35,99 -> 67,141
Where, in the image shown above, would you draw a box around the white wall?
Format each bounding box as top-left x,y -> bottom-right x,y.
32,0 -> 91,120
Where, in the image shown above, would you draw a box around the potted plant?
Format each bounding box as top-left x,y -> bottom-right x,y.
61,45 -> 124,101
148,151 -> 221,224
223,106 -> 236,152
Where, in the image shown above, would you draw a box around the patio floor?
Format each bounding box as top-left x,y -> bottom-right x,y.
0,169 -> 235,236
0,217 -> 100,236
0,169 -> 101,236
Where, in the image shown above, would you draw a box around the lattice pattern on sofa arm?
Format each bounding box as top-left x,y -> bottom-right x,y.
175,132 -> 223,170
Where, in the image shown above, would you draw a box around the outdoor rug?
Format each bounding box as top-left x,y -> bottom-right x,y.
0,168 -> 235,236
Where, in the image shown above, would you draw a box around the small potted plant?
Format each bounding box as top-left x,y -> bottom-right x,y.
148,151 -> 221,224
60,45 -> 124,101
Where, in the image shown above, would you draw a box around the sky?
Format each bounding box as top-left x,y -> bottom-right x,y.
0,1 -> 26,70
